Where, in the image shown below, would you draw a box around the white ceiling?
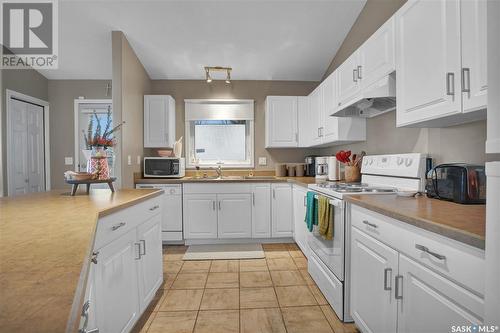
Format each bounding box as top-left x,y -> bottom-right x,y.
39,0 -> 366,81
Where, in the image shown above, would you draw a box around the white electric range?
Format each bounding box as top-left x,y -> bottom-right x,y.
306,153 -> 427,322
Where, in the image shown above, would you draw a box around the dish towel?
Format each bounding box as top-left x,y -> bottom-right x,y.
305,191 -> 317,232
318,196 -> 334,240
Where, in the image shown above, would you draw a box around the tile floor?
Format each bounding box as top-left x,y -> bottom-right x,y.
132,243 -> 359,333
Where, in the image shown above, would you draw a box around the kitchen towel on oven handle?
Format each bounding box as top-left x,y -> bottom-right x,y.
305,191 -> 318,232
318,196 -> 333,240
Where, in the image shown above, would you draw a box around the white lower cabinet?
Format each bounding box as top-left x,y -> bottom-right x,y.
351,227 -> 398,333
350,204 -> 485,333
81,197 -> 164,333
94,228 -> 141,333
292,185 -> 309,257
218,194 -> 252,238
183,194 -> 218,239
252,184 -> 271,238
272,183 -> 293,238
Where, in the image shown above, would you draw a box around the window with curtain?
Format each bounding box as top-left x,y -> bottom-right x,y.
185,100 -> 254,168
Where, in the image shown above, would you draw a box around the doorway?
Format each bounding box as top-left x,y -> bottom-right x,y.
6,90 -> 50,196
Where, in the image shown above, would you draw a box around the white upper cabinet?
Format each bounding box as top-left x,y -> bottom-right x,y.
297,96 -> 313,148
308,87 -> 323,146
337,50 -> 361,109
358,17 -> 396,90
321,72 -> 339,143
265,96 -> 298,148
144,95 -> 176,148
461,0 -> 487,113
395,0 -> 486,127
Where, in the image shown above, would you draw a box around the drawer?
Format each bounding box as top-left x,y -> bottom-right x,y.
95,197 -> 162,249
350,204 -> 485,296
308,251 -> 344,319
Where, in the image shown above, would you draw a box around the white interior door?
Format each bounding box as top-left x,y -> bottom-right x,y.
8,98 -> 45,196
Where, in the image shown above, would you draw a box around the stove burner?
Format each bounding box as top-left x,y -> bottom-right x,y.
315,182 -> 397,194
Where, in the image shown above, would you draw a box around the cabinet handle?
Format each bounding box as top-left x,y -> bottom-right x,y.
384,268 -> 392,291
395,275 -> 403,299
303,195 -> 307,207
362,220 -> 378,228
353,69 -> 358,82
273,189 -> 276,199
91,251 -> 99,264
149,205 -> 160,211
252,193 -> 255,206
218,201 -> 221,210
140,240 -> 146,256
111,222 -> 126,231
135,243 -> 142,260
357,65 -> 362,80
446,72 -> 455,96
415,244 -> 446,260
461,68 -> 471,93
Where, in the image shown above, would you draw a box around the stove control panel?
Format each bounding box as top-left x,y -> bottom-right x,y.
361,153 -> 427,178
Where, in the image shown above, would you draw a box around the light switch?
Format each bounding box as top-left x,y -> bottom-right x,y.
258,157 -> 267,166
64,157 -> 73,165
127,155 -> 132,165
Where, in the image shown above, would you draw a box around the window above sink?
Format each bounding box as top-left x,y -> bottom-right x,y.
185,99 -> 254,169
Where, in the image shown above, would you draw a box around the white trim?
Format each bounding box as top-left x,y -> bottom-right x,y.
73,99 -> 112,173
184,99 -> 254,104
6,89 -> 51,196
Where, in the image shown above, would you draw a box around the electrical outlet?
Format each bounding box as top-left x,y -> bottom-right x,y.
64,157 -> 73,165
258,157 -> 267,166
127,155 -> 132,165
137,155 -> 141,165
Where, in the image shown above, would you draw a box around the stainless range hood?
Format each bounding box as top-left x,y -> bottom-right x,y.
332,73 -> 396,118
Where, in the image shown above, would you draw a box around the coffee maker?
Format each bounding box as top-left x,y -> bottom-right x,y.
305,156 -> 317,177
315,157 -> 329,180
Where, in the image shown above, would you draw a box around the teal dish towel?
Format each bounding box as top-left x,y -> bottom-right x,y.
305,191 -> 318,232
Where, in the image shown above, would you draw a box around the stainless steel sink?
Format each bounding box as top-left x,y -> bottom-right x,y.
243,176 -> 277,180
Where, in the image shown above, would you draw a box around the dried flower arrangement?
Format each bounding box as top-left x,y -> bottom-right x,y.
82,106 -> 125,150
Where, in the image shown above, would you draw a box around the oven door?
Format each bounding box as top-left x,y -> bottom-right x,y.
144,158 -> 180,177
307,195 -> 345,281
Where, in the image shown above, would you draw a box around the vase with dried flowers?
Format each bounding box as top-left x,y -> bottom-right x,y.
82,107 -> 125,179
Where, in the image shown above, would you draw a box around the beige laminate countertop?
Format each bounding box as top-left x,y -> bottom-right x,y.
345,194 -> 486,249
0,189 -> 163,333
135,176 -> 317,188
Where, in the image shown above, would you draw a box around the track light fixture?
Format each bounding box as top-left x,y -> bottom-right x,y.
204,66 -> 232,84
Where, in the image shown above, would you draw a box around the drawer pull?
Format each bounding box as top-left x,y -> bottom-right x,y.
415,244 -> 446,260
111,222 -> 126,231
362,220 -> 378,228
395,275 -> 403,299
140,240 -> 146,256
383,268 -> 392,291
149,205 -> 160,211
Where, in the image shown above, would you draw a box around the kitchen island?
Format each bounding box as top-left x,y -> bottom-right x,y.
0,189 -> 163,333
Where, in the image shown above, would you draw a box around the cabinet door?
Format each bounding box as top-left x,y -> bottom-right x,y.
308,87 -> 323,146
358,17 -> 395,90
397,254 -> 484,333
322,72 -> 339,143
218,194 -> 252,238
94,228 -> 140,333
351,227 -> 398,333
271,184 -> 293,237
396,0 -> 462,126
337,51 -> 361,109
297,96 -> 312,147
137,214 -> 163,312
144,95 -> 169,148
252,184 -> 271,238
461,0 -> 487,113
265,96 -> 298,147
162,187 -> 183,232
292,186 -> 309,257
183,194 -> 218,239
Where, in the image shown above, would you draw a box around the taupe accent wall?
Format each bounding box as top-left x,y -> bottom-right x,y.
1,69 -> 48,195
112,31 -> 152,188
322,0 -> 407,79
48,80 -> 111,189
147,80 -> 320,169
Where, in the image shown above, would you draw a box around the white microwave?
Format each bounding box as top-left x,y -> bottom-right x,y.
143,157 -> 185,178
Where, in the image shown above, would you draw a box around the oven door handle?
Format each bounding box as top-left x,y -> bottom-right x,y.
329,198 -> 343,208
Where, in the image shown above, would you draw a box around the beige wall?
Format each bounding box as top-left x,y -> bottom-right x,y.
322,0 -> 407,80
48,80 -> 111,189
148,80 -> 320,169
1,68 -> 48,195
113,31 -> 152,188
